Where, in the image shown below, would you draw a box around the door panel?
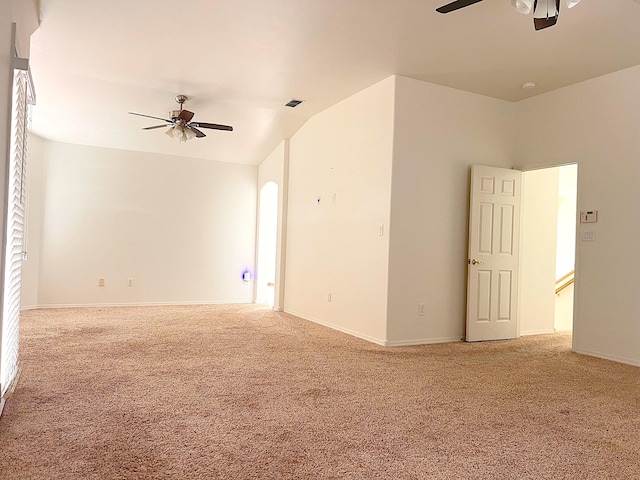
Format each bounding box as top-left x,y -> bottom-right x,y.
499,205 -> 514,254
498,270 -> 512,321
467,165 -> 522,341
479,203 -> 494,254
477,270 -> 492,322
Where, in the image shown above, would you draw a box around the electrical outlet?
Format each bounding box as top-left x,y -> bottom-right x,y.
418,303 -> 425,316
98,278 -> 105,287
127,278 -> 134,287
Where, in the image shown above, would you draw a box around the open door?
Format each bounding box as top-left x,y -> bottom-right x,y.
466,165 -> 522,341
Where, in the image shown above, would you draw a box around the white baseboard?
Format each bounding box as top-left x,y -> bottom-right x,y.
284,310 -> 462,347
520,329 -> 556,336
285,310 -> 387,346
22,301 -> 253,310
574,348 -> 640,367
385,337 -> 462,347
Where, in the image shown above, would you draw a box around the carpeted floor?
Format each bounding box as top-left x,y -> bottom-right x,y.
0,304 -> 638,479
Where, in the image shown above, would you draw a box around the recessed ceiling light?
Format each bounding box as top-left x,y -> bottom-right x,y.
521,82 -> 536,90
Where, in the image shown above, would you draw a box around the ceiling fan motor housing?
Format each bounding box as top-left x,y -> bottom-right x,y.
169,109 -> 182,119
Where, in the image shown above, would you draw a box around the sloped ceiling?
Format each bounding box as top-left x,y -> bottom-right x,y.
29,0 -> 640,165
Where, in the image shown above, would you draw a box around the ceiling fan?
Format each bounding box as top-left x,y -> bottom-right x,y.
436,0 -> 582,31
129,95 -> 233,142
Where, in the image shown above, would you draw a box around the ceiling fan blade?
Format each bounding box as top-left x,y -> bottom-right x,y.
189,126 -> 207,138
191,122 -> 234,132
534,15 -> 558,29
178,109 -> 195,122
129,112 -> 172,123
143,124 -> 172,130
436,0 -> 483,14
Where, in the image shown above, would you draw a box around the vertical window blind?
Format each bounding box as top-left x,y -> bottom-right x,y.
0,65 -> 30,399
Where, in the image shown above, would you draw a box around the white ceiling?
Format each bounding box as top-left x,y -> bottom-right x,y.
29,0 -> 640,165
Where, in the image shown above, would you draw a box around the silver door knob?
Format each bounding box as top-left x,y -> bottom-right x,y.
469,259 -> 485,265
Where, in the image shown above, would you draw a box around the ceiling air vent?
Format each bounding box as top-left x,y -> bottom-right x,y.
284,99 -> 303,108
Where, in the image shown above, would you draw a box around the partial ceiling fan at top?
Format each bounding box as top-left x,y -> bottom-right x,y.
513,0 -> 581,30
436,0 -> 583,31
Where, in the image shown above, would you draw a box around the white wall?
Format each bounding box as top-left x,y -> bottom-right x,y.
516,65 -> 640,366
8,0 -> 38,56
555,283 -> 574,332
21,134 -> 46,308
386,76 -> 516,345
519,167 -> 559,336
285,76 -> 395,344
32,141 -> 257,307
257,140 -> 288,310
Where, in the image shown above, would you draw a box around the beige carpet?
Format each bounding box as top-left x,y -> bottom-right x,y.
0,304 -> 638,479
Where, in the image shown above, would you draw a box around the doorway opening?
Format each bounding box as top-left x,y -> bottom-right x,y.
256,182 -> 278,307
520,164 -> 577,335
553,164 -> 577,331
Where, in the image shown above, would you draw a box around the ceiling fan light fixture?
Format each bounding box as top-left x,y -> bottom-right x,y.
172,124 -> 184,138
511,0 -> 534,14
165,124 -> 197,142
184,127 -> 196,141
533,0 -> 558,18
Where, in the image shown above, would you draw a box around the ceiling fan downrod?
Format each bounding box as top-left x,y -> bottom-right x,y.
175,94 -> 187,110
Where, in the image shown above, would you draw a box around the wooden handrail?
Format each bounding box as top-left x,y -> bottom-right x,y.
555,270 -> 574,295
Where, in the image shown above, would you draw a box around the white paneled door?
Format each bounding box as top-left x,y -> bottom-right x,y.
466,165 -> 522,342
